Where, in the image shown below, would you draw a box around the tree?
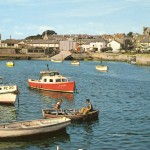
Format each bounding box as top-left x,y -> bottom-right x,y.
25,30 -> 57,40
42,30 -> 57,37
127,32 -> 133,37
124,39 -> 134,50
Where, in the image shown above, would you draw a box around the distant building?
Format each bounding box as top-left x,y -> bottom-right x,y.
0,39 -> 21,48
26,39 -> 59,49
59,40 -> 76,51
143,27 -> 150,35
107,40 -> 122,52
81,42 -> 90,52
139,36 -> 150,51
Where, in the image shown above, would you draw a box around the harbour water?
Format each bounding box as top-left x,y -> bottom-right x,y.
0,60 -> 150,150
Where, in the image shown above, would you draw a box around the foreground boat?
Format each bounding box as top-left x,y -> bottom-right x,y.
6,61 -> 14,67
42,109 -> 99,121
0,117 -> 71,139
0,77 -> 19,105
28,70 -> 76,93
96,65 -> 108,72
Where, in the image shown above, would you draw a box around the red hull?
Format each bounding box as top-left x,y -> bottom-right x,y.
28,80 -> 75,93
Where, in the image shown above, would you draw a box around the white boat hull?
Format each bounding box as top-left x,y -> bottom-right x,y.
0,93 -> 17,104
0,85 -> 18,94
51,59 -> 62,63
96,65 -> 108,71
71,61 -> 80,65
0,117 -> 71,138
0,84 -> 18,104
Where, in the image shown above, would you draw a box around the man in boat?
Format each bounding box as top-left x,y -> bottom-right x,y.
80,99 -> 93,114
53,99 -> 62,115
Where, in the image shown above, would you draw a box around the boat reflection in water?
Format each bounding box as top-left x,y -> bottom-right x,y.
37,90 -> 74,101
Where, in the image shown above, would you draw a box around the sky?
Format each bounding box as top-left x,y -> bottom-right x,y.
0,0 -> 150,40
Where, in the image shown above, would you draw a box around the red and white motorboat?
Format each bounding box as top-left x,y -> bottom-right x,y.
28,70 -> 76,93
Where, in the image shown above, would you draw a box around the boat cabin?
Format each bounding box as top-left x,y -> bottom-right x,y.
40,70 -> 59,77
40,75 -> 68,83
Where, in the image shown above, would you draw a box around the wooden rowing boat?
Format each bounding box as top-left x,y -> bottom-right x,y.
42,109 -> 99,121
0,117 -> 71,139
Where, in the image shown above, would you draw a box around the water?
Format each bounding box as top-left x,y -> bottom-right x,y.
0,60 -> 150,150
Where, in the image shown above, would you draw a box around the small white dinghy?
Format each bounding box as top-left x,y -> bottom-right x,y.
0,117 -> 71,139
71,60 -> 80,65
95,65 -> 108,72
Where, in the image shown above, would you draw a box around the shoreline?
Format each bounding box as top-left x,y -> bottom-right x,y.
0,53 -> 150,66
88,52 -> 150,66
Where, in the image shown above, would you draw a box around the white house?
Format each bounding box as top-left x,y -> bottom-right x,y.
107,40 -> 122,52
89,38 -> 106,52
81,42 -> 90,52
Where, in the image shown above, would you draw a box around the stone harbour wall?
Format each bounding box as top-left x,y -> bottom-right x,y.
88,52 -> 150,66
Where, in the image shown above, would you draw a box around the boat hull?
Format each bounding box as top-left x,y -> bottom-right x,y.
42,109 -> 99,121
96,65 -> 108,71
51,59 -> 62,63
0,117 -> 71,138
28,80 -> 75,93
0,93 -> 17,105
6,62 -> 14,67
71,61 -> 80,65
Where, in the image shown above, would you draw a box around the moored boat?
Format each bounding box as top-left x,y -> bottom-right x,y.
0,77 -> 19,105
42,109 -> 99,121
51,58 -> 63,63
28,70 -> 76,93
6,61 -> 14,67
0,93 -> 17,105
95,65 -> 108,72
0,117 -> 71,139
71,60 -> 80,65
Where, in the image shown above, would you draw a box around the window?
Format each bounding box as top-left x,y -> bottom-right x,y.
49,79 -> 53,82
34,50 -> 38,53
62,79 -> 67,82
44,79 -> 47,82
56,79 -> 61,82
